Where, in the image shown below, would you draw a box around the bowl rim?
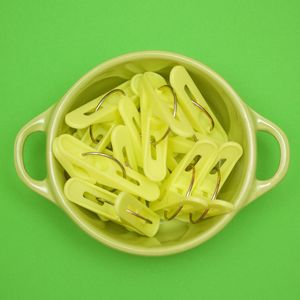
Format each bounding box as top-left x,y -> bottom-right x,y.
48,50 -> 256,256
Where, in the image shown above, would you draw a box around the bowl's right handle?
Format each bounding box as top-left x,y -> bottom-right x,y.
245,110 -> 290,206
14,106 -> 56,204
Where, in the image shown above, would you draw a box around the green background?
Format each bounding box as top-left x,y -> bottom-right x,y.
1,0 -> 299,299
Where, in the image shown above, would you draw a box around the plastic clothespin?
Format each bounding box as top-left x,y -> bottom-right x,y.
111,125 -> 138,171
170,66 -> 228,142
65,80 -> 136,129
64,177 -> 120,222
53,138 -> 95,183
64,178 -> 137,231
131,74 -> 168,182
192,141 -> 243,201
160,139 -> 219,197
115,192 -> 160,237
54,134 -> 160,201
143,72 -> 194,137
174,142 -> 242,223
118,97 -> 143,166
151,140 -> 218,219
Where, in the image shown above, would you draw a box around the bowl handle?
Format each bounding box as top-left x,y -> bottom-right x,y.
245,109 -> 290,206
14,106 -> 56,204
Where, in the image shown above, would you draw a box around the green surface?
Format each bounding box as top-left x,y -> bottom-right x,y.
0,0 -> 299,299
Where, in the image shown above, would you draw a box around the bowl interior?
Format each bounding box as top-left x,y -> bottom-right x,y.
50,52 -> 252,254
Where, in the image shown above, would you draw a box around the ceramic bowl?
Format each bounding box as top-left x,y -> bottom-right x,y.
14,51 -> 290,255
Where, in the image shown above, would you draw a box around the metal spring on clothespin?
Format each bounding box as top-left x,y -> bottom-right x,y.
191,100 -> 215,131
82,151 -> 127,178
189,161 -> 222,224
125,208 -> 153,224
151,85 -> 178,146
81,151 -> 125,206
164,166 -> 196,220
89,89 -> 125,143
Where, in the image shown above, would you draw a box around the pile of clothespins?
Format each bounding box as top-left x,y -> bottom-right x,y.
53,66 -> 243,237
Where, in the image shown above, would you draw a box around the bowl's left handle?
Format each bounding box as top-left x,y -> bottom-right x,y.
14,106 -> 56,204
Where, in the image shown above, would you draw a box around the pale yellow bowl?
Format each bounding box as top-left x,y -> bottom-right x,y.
14,51 -> 290,256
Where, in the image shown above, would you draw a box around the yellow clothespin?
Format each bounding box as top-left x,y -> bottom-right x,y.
111,125 -> 138,171
64,177 -> 120,222
64,178 -> 137,231
143,72 -> 194,137
115,192 -> 160,237
160,139 -> 218,197
151,140 -> 218,220
131,74 -> 168,182
65,80 -> 136,129
118,97 -> 143,166
192,141 -> 243,201
170,66 -> 228,142
54,134 -> 160,201
178,141 -> 242,224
